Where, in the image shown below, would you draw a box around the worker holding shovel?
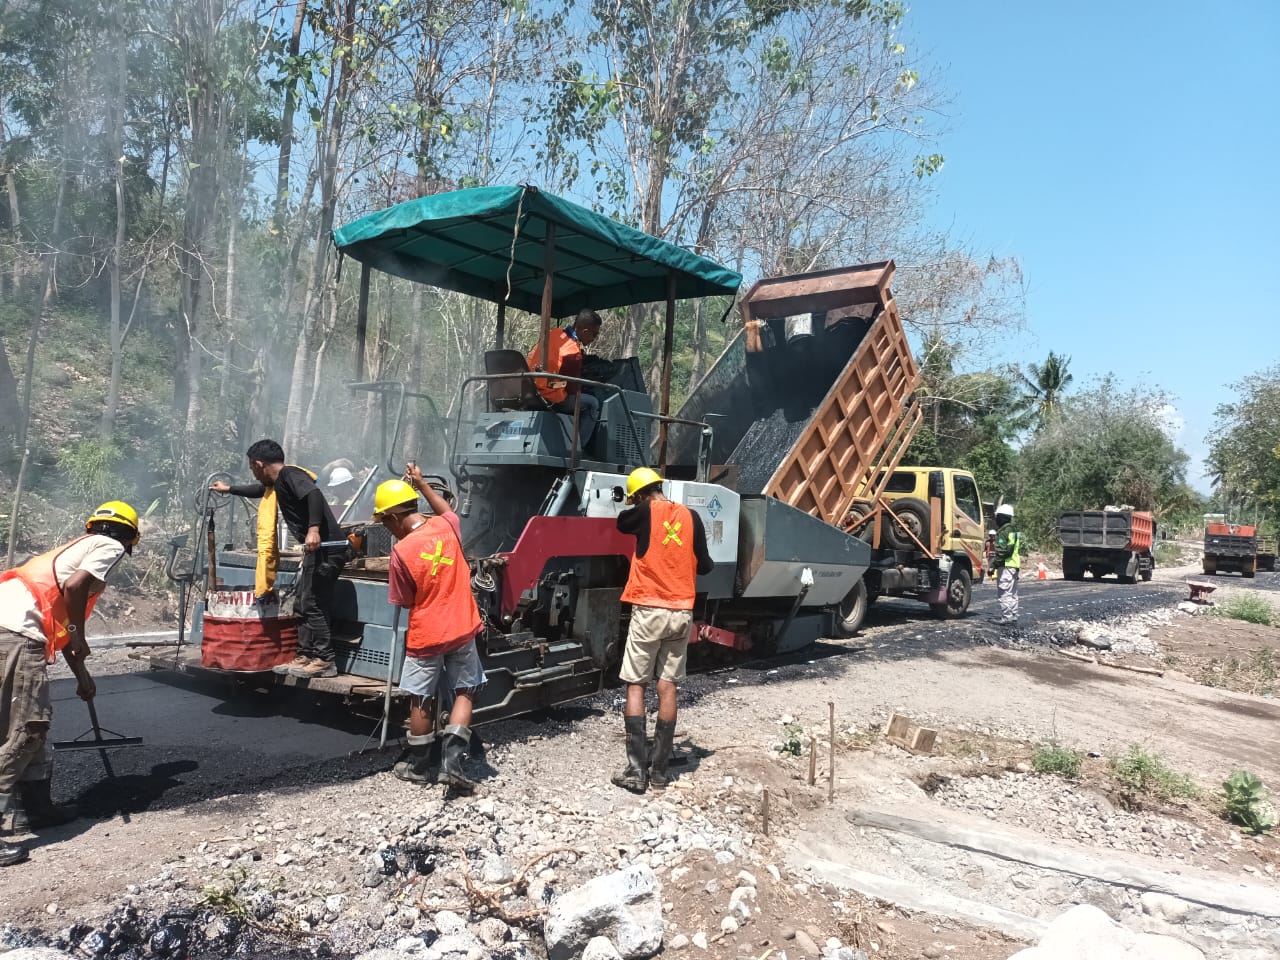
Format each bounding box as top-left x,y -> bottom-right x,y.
0,501 -> 139,866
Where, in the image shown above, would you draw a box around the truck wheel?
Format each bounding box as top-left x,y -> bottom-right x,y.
885,497 -> 930,551
1244,562 -> 1256,579
1140,568 -> 1153,582
1203,560 -> 1217,576
834,579 -> 868,637
1062,552 -> 1084,581
931,567 -> 972,619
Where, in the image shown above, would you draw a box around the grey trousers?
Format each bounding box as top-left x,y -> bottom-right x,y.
997,567 -> 1020,623
0,629 -> 52,795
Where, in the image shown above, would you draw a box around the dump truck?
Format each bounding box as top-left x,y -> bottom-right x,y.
1256,536 -> 1277,573
1203,513 -> 1257,578
1057,508 -> 1155,583
149,185 -> 944,732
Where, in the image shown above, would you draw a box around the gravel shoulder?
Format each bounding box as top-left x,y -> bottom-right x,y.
5,564 -> 1280,960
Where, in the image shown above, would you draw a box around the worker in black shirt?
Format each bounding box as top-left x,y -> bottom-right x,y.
211,439 -> 346,679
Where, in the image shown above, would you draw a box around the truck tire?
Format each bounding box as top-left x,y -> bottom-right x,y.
885,497 -> 930,551
1244,560 -> 1256,579
1062,550 -> 1085,581
1203,559 -> 1217,576
931,567 -> 971,619
845,501 -> 875,540
834,578 -> 868,637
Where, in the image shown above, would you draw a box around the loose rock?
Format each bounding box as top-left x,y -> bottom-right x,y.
543,864 -> 664,960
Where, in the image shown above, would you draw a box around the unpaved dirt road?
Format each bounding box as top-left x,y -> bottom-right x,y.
4,562 -> 1278,959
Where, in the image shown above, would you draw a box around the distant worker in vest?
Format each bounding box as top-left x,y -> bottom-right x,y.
992,503 -> 1022,626
612,467 -> 714,794
373,464 -> 484,793
0,501 -> 140,866
211,439 -> 347,679
526,308 -> 604,446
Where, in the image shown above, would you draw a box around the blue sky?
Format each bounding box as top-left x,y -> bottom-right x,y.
902,2 -> 1280,492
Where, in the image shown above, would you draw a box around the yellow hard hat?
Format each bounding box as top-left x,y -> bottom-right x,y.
626,466 -> 664,498
86,500 -> 141,545
373,479 -> 417,517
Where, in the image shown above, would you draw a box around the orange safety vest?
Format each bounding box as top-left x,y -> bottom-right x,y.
0,536 -> 102,663
393,518 -> 482,658
621,500 -> 699,610
526,328 -> 582,405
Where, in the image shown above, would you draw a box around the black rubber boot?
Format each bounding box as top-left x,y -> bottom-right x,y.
13,779 -> 77,830
0,794 -> 29,867
393,734 -> 437,785
648,719 -> 676,790
441,725 -> 476,794
611,715 -> 648,794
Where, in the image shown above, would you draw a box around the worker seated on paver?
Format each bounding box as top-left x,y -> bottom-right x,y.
372,465 -> 486,794
526,308 -> 604,446
0,500 -> 140,866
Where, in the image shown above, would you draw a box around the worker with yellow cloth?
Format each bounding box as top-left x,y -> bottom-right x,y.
210,439 -> 347,679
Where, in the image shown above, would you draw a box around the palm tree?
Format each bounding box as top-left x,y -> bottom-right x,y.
1020,351 -> 1073,429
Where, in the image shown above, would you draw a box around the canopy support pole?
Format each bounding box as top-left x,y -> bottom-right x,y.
495,301 -> 506,350
355,263 -> 370,380
657,270 -> 677,469
539,224 -> 556,370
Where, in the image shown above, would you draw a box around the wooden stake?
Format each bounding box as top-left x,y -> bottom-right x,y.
807,736 -> 817,786
761,788 -> 770,836
828,701 -> 835,803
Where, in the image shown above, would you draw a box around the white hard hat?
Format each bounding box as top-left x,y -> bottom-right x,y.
995,503 -> 1014,518
327,466 -> 355,487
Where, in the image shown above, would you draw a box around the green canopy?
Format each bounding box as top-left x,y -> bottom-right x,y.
332,185 -> 741,318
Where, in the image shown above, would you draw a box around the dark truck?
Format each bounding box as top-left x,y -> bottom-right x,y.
1058,508 -> 1155,583
1203,516 -> 1257,578
1256,536 -> 1277,573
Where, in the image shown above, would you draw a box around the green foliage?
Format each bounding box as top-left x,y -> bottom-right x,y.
1019,351 -> 1073,430
1214,593 -> 1277,627
776,722 -> 805,756
1109,745 -> 1198,807
1207,365 -> 1280,516
60,439 -> 123,504
1015,379 -> 1189,545
1031,742 -> 1083,779
1222,770 -> 1277,835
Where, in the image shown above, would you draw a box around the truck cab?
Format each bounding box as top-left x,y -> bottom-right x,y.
835,466 -> 986,634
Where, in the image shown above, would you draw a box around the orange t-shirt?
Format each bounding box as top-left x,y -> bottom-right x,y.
389,513 -> 482,657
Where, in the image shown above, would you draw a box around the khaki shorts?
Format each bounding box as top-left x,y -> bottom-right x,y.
619,606 -> 693,685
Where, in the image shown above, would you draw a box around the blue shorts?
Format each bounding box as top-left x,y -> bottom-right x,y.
398,641 -> 485,699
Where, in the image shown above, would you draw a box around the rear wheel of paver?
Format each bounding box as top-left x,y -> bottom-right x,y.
834,578 -> 868,637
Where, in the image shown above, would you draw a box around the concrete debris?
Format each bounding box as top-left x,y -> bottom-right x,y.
0,951 -> 79,960
1008,904 -> 1205,960
581,937 -> 624,960
543,864 -> 663,960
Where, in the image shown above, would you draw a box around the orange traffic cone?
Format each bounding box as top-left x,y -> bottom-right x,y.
1036,562 -> 1048,580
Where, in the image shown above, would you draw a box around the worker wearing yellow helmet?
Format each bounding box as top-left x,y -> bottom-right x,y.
0,499 -> 140,866
373,465 -> 485,794
612,466 -> 713,794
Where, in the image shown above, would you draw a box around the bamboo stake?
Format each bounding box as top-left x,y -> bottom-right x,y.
761,788 -> 770,836
828,701 -> 835,803
807,736 -> 817,786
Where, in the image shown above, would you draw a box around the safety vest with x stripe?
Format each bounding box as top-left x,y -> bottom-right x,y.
394,516 -> 482,657
622,499 -> 699,611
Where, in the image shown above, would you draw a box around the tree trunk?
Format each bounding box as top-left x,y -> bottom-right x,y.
0,115 -> 21,297
101,35 -> 129,439
272,0 -> 307,231
20,159 -> 68,451
0,338 -> 20,458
